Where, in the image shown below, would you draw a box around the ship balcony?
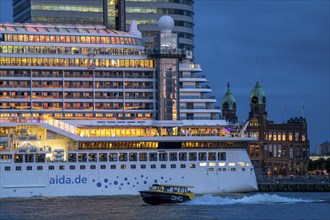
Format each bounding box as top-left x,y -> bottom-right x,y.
147,48 -> 186,59
179,63 -> 202,72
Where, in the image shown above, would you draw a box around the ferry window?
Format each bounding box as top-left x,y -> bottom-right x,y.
179,152 -> 187,161
218,168 -> 222,171
119,153 -> 128,161
129,153 -> 137,161
27,166 -> 32,171
109,153 -> 118,161
208,152 -> 216,161
131,164 -> 136,169
242,168 -> 246,171
223,168 -> 227,171
90,165 -> 96,170
14,154 -> 23,163
180,164 -> 186,168
171,164 -> 176,169
68,153 -> 77,162
89,153 -> 97,162
189,152 -> 197,161
190,164 -> 196,168
140,164 -> 146,169
111,165 -> 116,169
169,152 -> 177,161
80,165 -> 86,170
161,164 -> 166,169
70,165 -> 75,170
99,153 -> 107,162
228,163 -> 235,166
159,153 -> 168,161
218,152 -> 226,161
5,166 -> 10,171
149,153 -> 157,161
25,154 -> 34,163
198,152 -> 207,161
36,154 -> 46,162
59,165 -> 65,170
100,165 -> 106,169
16,166 -> 21,171
151,164 -> 156,169
37,166 -> 43,170
208,168 -> 214,171
49,166 -> 54,170
139,153 -> 147,161
78,153 -> 87,162
121,164 -> 126,169
231,168 -> 236,171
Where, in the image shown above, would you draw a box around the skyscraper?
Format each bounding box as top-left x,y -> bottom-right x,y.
13,0 -> 194,51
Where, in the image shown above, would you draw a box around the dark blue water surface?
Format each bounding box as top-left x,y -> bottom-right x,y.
1,192 -> 329,220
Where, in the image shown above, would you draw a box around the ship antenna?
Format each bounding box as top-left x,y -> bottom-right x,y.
301,97 -> 305,118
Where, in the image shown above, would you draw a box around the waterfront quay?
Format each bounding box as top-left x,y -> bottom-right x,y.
257,175 -> 330,192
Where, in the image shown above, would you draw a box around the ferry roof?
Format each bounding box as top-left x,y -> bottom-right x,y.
152,184 -> 194,188
0,22 -> 131,36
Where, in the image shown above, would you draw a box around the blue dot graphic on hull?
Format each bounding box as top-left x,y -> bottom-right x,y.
104,178 -> 108,183
144,180 -> 147,184
154,179 -> 158,183
97,183 -> 101,187
114,181 -> 118,185
124,177 -> 128,181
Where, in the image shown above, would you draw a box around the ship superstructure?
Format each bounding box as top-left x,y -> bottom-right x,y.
0,16 -> 258,198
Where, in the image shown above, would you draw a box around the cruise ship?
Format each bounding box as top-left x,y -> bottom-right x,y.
0,16 -> 258,198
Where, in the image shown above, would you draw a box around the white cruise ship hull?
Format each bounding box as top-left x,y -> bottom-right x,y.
0,149 -> 258,198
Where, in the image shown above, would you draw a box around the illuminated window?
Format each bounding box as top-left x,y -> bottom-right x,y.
228,163 -> 235,166
199,162 -> 207,167
218,162 -> 226,166
238,162 -> 245,166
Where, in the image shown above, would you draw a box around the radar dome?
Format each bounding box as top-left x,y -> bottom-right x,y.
157,15 -> 174,33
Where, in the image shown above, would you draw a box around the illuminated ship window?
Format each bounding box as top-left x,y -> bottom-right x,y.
209,162 -> 216,167
208,168 -> 214,171
238,162 -> 245,166
59,165 -> 65,170
190,164 -> 196,169
131,164 -> 136,169
121,164 -> 126,169
199,162 -> 207,167
246,163 -> 251,166
228,163 -> 235,167
218,162 -> 226,166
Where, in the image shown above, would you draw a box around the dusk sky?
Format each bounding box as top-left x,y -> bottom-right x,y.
0,0 -> 329,152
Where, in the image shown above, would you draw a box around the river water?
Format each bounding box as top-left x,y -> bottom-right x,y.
1,192 -> 329,220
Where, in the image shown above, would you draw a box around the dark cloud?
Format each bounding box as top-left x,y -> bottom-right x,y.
195,1 -> 330,151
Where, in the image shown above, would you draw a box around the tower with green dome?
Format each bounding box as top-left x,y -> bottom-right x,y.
221,82 -> 237,123
249,81 -> 268,119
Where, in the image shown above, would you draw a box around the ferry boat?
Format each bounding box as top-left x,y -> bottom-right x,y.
139,184 -> 194,205
0,16 -> 258,198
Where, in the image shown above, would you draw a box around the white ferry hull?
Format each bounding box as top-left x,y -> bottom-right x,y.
0,149 -> 258,198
